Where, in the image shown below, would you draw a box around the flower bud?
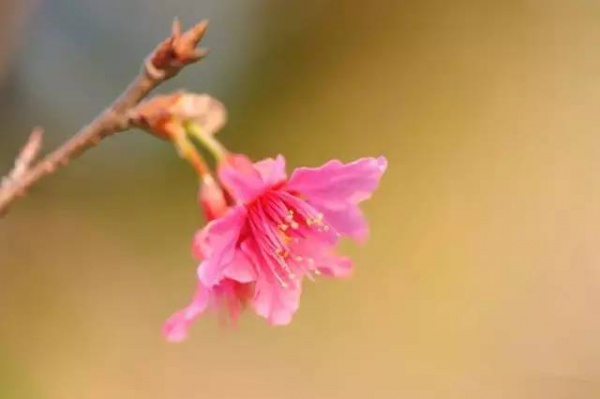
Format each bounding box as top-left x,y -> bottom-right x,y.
199,175 -> 228,221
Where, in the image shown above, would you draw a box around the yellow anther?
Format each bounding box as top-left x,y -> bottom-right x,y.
275,248 -> 290,259
278,224 -> 289,232
285,210 -> 295,221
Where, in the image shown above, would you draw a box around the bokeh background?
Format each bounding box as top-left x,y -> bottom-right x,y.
2,0 -> 600,398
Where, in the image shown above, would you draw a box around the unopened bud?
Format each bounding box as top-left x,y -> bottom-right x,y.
199,175 -> 228,220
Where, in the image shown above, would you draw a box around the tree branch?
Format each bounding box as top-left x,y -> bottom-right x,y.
0,19 -> 209,218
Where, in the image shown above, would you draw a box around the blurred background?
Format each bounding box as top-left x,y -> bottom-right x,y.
1,0 -> 600,398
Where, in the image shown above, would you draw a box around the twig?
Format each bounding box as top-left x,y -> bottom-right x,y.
0,19 -> 209,218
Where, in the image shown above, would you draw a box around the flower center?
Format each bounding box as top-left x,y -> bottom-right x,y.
246,189 -> 336,288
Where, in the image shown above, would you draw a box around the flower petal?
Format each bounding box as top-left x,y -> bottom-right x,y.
191,228 -> 209,260
198,176 -> 229,221
252,277 -> 302,325
163,281 -> 210,342
288,156 -> 387,207
218,154 -> 267,202
292,239 -> 354,278
223,247 -> 257,283
197,206 -> 247,287
321,203 -> 369,243
253,155 -> 287,186
213,279 -> 253,324
314,253 -> 353,278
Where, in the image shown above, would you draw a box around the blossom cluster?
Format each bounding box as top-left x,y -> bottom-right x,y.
138,93 -> 387,341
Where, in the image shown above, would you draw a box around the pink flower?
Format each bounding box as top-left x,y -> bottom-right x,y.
164,154 -> 387,341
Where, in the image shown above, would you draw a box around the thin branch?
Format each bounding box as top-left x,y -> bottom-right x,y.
0,19 -> 209,218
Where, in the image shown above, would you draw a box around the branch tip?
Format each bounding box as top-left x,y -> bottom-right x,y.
171,17 -> 182,37
151,19 -> 210,74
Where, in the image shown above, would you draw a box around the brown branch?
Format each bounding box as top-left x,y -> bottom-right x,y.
0,19 -> 209,218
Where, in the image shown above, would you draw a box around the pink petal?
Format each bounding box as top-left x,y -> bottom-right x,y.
320,203 -> 369,243
292,239 -> 354,278
218,154 -> 267,202
252,277 -> 302,325
287,156 -> 386,242
253,155 -> 287,186
191,228 -> 209,260
223,247 -> 257,283
163,281 -> 210,342
314,253 -> 353,278
198,176 -> 229,221
197,206 -> 247,287
288,156 -> 387,207
217,280 -> 253,323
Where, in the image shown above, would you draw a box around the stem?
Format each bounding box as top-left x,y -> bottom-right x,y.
185,122 -> 228,161
173,135 -> 211,178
